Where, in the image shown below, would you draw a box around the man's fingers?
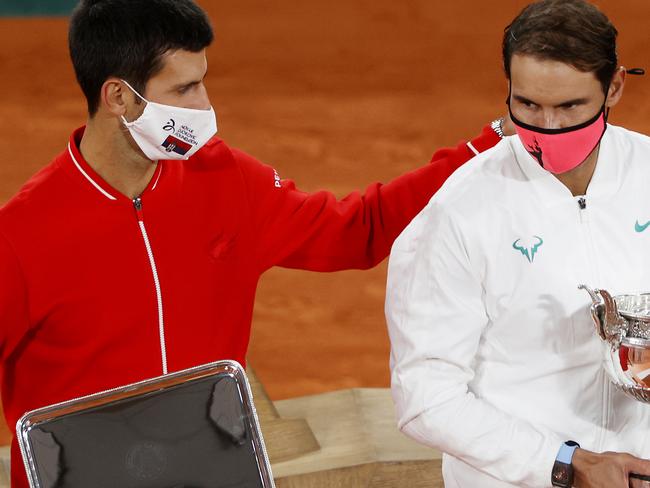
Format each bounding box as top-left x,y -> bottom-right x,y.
624,454 -> 650,476
630,477 -> 650,488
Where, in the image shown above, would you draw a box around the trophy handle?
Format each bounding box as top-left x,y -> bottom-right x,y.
578,284 -> 608,340
578,284 -> 628,344
599,289 -> 628,345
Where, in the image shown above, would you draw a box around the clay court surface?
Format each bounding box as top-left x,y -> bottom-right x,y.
0,0 -> 649,438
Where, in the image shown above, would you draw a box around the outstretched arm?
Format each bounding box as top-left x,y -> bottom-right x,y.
236,123 -> 502,272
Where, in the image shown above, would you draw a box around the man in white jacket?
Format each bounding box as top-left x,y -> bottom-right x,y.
386,1 -> 650,487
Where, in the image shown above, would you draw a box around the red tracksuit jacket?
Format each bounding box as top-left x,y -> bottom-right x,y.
0,125 -> 498,486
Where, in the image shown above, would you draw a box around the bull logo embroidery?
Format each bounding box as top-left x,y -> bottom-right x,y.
512,236 -> 544,263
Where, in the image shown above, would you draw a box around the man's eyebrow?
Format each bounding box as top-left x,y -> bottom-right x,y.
512,94 -> 590,107
512,94 -> 537,106
554,98 -> 589,108
172,69 -> 208,91
172,80 -> 202,91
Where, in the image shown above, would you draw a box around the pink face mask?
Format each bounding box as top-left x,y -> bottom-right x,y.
509,105 -> 608,175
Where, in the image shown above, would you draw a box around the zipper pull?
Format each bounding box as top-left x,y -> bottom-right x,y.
577,196 -> 589,223
133,196 -> 144,221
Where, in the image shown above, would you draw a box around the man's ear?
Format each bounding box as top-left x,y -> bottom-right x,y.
606,67 -> 626,109
100,78 -> 133,117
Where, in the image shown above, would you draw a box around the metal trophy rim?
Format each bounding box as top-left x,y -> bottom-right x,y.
622,336 -> 650,348
614,293 -> 650,323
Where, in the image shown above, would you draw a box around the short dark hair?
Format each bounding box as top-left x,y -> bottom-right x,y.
69,0 -> 214,115
503,0 -> 618,94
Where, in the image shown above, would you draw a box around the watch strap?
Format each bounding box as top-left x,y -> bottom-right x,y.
551,440 -> 580,488
556,441 -> 579,464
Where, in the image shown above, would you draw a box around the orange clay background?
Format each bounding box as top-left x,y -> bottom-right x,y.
0,0 -> 649,443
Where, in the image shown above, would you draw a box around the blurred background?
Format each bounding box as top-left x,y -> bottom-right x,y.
0,0 -> 649,442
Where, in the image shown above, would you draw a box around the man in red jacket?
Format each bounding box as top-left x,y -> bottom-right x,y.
0,0 -> 505,485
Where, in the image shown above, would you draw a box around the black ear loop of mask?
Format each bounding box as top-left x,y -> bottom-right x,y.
505,67 -> 645,135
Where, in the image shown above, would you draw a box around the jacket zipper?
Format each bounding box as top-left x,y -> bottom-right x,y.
133,196 -> 168,375
577,196 -> 609,450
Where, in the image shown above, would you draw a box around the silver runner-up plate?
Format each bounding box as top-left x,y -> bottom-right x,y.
16,360 -> 275,488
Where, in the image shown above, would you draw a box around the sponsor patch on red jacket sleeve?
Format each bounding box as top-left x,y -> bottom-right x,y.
273,169 -> 282,188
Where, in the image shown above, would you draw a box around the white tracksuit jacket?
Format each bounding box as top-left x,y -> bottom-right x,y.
386,125 -> 650,487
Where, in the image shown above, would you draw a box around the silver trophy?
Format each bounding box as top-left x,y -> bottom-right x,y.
580,284 -> 650,403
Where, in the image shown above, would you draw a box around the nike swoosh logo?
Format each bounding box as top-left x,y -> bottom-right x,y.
635,220 -> 650,233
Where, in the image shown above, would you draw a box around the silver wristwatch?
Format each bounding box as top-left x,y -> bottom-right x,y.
491,118 -> 505,138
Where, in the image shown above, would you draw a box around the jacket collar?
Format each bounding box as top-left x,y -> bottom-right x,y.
508,125 -> 622,206
64,126 -> 163,202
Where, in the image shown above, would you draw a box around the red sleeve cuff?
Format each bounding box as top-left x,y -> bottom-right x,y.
466,124 -> 502,155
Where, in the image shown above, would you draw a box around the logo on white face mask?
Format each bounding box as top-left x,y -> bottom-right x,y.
161,124 -> 201,156
120,80 -> 218,162
527,138 -> 544,167
162,135 -> 192,155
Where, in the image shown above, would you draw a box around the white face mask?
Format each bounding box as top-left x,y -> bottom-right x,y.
120,79 -> 218,161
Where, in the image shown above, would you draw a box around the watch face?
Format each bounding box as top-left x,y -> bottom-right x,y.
552,462 -> 571,487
